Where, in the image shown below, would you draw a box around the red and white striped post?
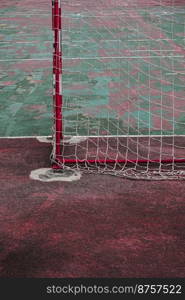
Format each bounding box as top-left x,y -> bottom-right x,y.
52,0 -> 63,163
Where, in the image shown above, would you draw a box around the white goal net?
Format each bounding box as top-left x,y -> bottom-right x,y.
52,0 -> 185,179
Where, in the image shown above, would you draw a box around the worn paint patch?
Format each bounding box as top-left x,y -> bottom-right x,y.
66,136 -> 88,144
30,168 -> 82,182
36,136 -> 52,143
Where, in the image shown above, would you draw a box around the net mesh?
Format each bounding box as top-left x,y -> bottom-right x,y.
52,0 -> 185,180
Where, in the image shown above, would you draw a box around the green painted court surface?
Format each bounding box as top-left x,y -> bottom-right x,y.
0,0 -> 185,137
0,1 -> 52,136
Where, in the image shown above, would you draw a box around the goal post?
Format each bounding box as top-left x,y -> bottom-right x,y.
51,0 -> 185,179
52,0 -> 62,161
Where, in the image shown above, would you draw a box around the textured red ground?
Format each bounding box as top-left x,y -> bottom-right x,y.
0,138 -> 184,278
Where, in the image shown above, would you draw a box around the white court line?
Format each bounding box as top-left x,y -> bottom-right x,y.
0,41 -> 51,44
1,135 -> 185,139
1,54 -> 184,63
0,136 -> 51,139
62,55 -> 184,60
0,58 -> 51,62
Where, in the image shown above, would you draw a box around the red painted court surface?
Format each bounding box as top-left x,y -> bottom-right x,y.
0,137 -> 185,277
0,0 -> 185,278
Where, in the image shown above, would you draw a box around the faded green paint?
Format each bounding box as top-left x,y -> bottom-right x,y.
0,1 -> 52,136
0,1 -> 185,137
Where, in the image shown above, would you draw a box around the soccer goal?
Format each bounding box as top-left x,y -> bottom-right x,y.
51,0 -> 185,180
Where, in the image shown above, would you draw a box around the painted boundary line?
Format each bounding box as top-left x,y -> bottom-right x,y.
1,135 -> 185,139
